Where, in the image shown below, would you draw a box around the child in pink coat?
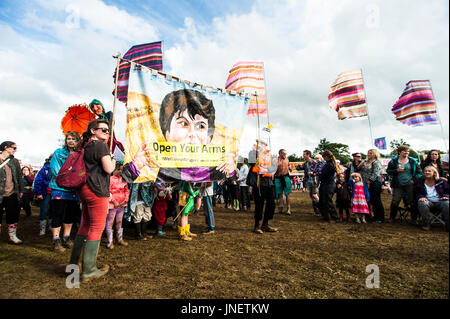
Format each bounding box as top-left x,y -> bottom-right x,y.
106,164 -> 130,249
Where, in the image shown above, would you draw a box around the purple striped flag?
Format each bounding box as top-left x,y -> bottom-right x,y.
391,80 -> 439,127
114,41 -> 163,103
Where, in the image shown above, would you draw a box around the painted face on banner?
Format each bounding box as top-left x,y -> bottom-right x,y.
165,110 -> 210,145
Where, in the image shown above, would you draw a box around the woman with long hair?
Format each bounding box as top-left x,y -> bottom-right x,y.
69,119 -> 115,282
420,150 -> 444,178
20,166 -> 34,217
49,131 -> 82,252
0,141 -> 24,244
318,150 -> 341,223
359,149 -> 386,223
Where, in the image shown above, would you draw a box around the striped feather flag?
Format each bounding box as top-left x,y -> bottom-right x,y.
114,41 -> 163,103
225,61 -> 267,117
391,80 -> 439,127
328,69 -> 368,120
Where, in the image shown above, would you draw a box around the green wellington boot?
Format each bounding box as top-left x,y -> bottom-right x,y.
81,240 -> 109,282
69,234 -> 88,270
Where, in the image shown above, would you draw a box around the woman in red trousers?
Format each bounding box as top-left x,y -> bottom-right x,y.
69,119 -> 115,282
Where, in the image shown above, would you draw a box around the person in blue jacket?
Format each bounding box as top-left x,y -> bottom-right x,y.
49,132 -> 82,252
386,145 -> 422,223
32,155 -> 53,236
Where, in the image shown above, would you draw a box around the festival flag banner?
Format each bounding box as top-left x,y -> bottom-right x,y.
225,61 -> 267,117
391,80 -> 439,127
374,137 -> 387,150
114,41 -> 163,103
124,63 -> 250,183
328,69 -> 368,120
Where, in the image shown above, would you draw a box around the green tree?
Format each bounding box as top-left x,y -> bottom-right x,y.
390,139 -> 419,159
313,138 -> 351,164
288,154 -> 303,162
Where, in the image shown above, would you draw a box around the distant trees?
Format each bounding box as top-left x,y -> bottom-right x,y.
313,138 -> 351,164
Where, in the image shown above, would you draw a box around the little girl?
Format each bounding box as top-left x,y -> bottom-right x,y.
152,183 -> 172,237
335,173 -> 351,222
348,172 -> 370,224
106,164 -> 130,249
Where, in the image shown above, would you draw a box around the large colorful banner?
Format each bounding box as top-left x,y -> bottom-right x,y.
391,80 -> 439,127
328,69 -> 368,120
124,63 -> 250,183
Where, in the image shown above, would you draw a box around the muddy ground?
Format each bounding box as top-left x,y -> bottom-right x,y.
0,191 -> 448,299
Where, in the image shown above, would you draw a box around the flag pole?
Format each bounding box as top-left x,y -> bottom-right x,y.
429,80 -> 448,151
255,91 -> 261,188
360,68 -> 374,147
110,53 -> 121,152
262,63 -> 272,153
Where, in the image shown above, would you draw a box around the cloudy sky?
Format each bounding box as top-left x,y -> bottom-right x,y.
0,0 -> 448,167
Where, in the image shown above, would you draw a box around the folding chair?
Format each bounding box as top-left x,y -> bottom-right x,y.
398,205 -> 412,223
428,207 -> 446,229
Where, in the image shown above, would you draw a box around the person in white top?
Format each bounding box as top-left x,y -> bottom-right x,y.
238,159 -> 250,211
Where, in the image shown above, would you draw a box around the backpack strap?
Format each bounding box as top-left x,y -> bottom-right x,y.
0,158 -> 11,170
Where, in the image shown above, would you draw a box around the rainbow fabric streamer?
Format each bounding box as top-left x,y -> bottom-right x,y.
391,80 -> 439,127
225,61 -> 267,117
328,69 -> 368,120
114,41 -> 163,103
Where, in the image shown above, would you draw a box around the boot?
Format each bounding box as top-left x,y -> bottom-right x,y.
234,199 -> 240,211
81,240 -> 109,282
356,216 -> 361,224
362,215 -> 367,224
278,206 -> 284,214
346,214 -> 351,223
389,203 -> 398,222
178,225 -> 192,241
135,222 -> 146,240
39,220 -> 47,236
8,224 -> 23,245
285,205 -> 291,215
185,224 -> 197,237
116,228 -> 128,246
62,235 -> 73,248
156,225 -> 166,237
69,234 -> 88,269
106,228 -> 114,249
339,214 -> 343,223
141,221 -> 151,239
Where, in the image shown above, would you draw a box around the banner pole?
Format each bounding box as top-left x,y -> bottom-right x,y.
429,80 -> 448,151
110,53 -> 121,152
360,68 -> 374,147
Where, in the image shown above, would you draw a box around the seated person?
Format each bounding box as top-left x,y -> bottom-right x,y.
415,165 -> 449,231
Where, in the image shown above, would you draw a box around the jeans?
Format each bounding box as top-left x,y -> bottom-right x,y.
39,193 -> 52,221
418,200 -> 449,225
203,196 -> 215,230
240,186 -> 251,209
390,184 -> 417,220
369,187 -> 385,222
319,182 -> 338,221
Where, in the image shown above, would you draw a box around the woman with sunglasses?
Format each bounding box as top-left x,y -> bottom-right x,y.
0,141 -> 24,244
49,131 -> 82,252
69,119 -> 115,282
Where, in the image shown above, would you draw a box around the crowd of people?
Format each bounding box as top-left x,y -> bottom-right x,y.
1,110 -> 449,282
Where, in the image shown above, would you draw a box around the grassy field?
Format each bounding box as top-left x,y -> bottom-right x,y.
0,191 -> 448,299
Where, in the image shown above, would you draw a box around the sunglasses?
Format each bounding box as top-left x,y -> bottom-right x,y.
10,146 -> 17,150
94,128 -> 110,134
353,155 -> 361,158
